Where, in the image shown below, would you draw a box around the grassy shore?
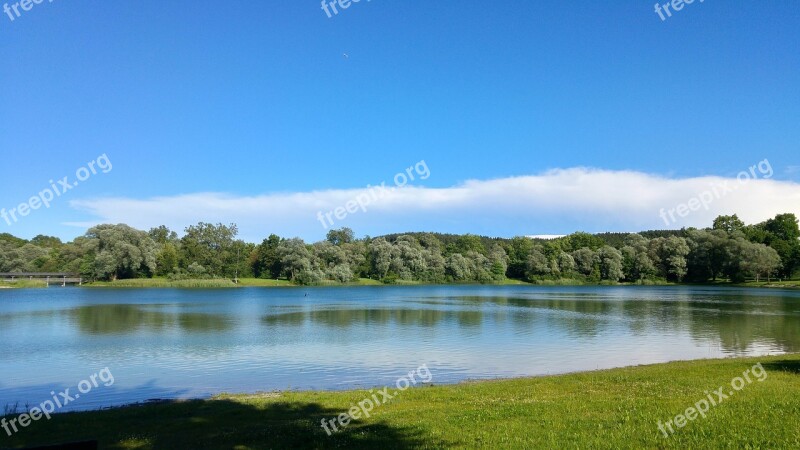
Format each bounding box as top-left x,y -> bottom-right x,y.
0,279 -> 49,288
2,354 -> 798,449
736,280 -> 800,289
81,278 -> 384,288
3,277 -> 797,289
76,278 -> 577,289
84,278 -> 241,288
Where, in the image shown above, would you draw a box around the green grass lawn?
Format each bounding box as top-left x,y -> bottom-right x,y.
737,280 -> 800,289
84,278 -> 241,288
0,279 -> 48,288
3,354 -> 799,449
232,278 -> 295,287
83,277 -> 386,288
6,276 -> 799,290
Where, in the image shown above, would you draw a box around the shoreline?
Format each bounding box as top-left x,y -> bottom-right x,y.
35,353 -> 800,413
2,279 -> 798,290
4,354 -> 798,448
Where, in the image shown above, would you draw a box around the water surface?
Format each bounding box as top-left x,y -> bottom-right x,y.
1,285 -> 798,411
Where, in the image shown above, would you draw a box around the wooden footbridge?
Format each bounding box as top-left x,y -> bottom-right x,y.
0,272 -> 83,286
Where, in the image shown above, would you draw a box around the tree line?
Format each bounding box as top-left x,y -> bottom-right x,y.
0,213 -> 798,285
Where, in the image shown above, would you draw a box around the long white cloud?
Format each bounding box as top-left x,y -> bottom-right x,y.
66,167 -> 800,242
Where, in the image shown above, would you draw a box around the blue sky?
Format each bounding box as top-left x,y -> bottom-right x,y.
1,0 -> 799,242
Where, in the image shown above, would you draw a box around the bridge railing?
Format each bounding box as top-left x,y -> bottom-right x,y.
0,273 -> 83,286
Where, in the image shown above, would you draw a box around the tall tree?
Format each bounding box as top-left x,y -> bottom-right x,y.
571,248 -> 598,277
277,238 -> 312,281
686,229 -> 729,281
597,246 -> 624,281
80,224 -> 157,280
368,238 -> 393,280
713,214 -> 745,234
525,245 -> 551,280
326,227 -> 355,246
649,236 -> 690,282
180,223 -> 239,277
621,234 -> 655,281
253,234 -> 282,279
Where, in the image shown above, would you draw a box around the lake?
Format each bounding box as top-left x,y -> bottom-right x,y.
1,285 -> 798,412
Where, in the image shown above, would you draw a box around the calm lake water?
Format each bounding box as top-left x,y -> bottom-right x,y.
1,285 -> 799,411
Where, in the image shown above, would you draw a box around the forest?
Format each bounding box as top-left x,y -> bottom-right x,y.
1,213 -> 798,285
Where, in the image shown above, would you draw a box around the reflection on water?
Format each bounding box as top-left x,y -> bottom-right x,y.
72,304 -> 232,334
262,293 -> 800,353
0,304 -> 232,334
1,286 -> 798,411
263,308 -> 483,328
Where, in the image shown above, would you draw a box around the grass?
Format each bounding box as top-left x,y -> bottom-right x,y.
6,276 -> 799,290
83,277 -> 386,289
2,354 -> 799,449
84,278 -> 383,288
238,278 -> 382,287
231,278 -> 295,287
0,279 -> 48,288
736,280 -> 800,289
530,278 -> 587,286
85,279 -> 240,288
354,278 -> 384,286
307,278 -> 387,287
498,278 -> 531,285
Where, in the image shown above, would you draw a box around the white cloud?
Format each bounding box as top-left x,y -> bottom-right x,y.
66,167 -> 800,242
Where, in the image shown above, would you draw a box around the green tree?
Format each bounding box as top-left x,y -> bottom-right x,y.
713,214 -> 745,234
453,234 -> 486,256
30,235 -> 63,249
148,226 -> 180,276
155,242 -> 179,276
506,237 -> 533,279
571,248 -> 598,277
0,243 -> 50,272
368,238 -> 393,280
763,214 -> 800,278
621,234 -> 655,281
764,213 -> 800,241
597,246 -> 624,281
557,251 -> 576,276
488,245 -> 509,281
445,253 -> 472,281
726,238 -> 782,282
148,225 -> 179,245
326,227 -> 355,246
253,234 -> 282,278
566,232 -> 605,252
525,246 -> 550,280
277,238 -> 312,281
739,242 -> 782,282
649,236 -> 690,282
686,229 -> 729,281
80,224 -> 157,280
180,222 -> 239,277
